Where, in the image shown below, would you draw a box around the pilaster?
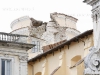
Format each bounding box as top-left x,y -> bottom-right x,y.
19,55 -> 28,75
83,0 -> 100,75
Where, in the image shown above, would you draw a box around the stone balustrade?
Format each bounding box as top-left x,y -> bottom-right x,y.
0,32 -> 28,43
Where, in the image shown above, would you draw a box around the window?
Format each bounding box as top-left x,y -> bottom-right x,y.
32,41 -> 40,53
1,59 -> 12,75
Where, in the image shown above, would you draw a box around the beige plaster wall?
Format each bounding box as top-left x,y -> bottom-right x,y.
84,35 -> 94,57
47,51 -> 61,75
64,42 -> 84,75
28,34 -> 93,75
28,64 -> 33,75
33,58 -> 45,75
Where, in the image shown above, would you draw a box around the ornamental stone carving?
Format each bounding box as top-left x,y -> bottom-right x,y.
84,1 -> 100,74
19,55 -> 28,61
84,47 -> 100,75
92,8 -> 100,22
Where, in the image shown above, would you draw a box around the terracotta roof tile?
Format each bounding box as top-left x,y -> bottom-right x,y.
42,40 -> 66,52
28,29 -> 93,62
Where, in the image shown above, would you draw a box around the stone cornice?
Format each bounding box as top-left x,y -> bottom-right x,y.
10,26 -> 28,34
0,49 -> 28,62
0,49 -> 27,56
66,28 -> 80,35
50,12 -> 78,23
83,0 -> 99,6
0,40 -> 35,51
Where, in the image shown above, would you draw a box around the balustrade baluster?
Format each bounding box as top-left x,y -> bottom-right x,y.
0,34 -> 1,40
16,36 -> 18,42
11,35 -> 12,41
0,33 -> 27,43
7,34 -> 8,41
6,34 -> 8,41
12,35 -> 13,41
13,36 -> 15,42
9,35 -> 11,41
2,34 -> 3,40
4,34 -> 6,41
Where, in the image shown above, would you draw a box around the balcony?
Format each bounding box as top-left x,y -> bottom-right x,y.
0,32 -> 28,43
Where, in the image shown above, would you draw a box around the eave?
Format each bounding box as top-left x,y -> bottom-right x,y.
28,29 -> 93,62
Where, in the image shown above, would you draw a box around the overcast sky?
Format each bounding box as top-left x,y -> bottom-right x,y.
0,0 -> 92,33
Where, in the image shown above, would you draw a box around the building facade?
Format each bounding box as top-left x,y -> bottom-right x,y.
0,32 -> 34,75
28,30 -> 93,75
1,0 -> 100,74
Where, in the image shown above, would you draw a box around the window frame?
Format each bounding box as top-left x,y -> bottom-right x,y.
0,57 -> 14,75
32,41 -> 40,53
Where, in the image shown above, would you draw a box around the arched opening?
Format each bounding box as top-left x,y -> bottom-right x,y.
71,55 -> 83,75
71,55 -> 81,66
35,72 -> 42,75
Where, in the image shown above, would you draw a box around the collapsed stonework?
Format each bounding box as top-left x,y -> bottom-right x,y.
10,12 -> 80,59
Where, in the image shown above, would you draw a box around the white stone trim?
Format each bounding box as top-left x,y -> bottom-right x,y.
0,48 -> 27,58
11,27 -> 29,36
19,55 -> 28,75
0,56 -> 14,75
50,12 -> 78,22
83,0 -> 99,6
66,28 -> 80,35
10,16 -> 30,29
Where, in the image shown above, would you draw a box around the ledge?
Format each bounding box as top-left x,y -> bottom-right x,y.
0,40 -> 35,50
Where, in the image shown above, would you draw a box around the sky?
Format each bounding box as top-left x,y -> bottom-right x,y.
0,0 -> 93,33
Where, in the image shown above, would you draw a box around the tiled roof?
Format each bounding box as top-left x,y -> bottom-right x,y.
28,29 -> 93,62
42,40 -> 66,52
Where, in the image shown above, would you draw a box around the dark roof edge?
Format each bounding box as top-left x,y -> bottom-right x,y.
28,29 -> 93,62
